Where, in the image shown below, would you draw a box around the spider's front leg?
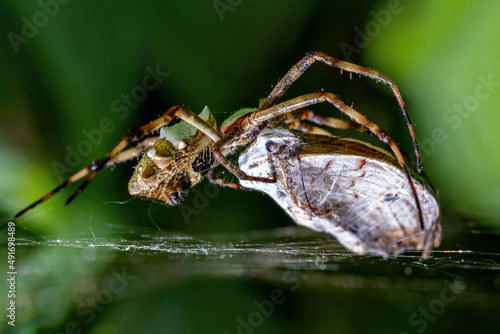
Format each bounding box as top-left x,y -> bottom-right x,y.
259,52 -> 421,172
205,171 -> 250,191
13,136 -> 158,219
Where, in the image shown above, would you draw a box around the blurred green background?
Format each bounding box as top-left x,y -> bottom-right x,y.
1,0 -> 499,333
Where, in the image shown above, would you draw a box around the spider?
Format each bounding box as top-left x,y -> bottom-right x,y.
14,52 -> 426,241
238,125 -> 440,258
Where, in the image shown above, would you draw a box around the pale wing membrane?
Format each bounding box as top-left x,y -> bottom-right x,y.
239,127 -> 440,258
284,154 -> 438,257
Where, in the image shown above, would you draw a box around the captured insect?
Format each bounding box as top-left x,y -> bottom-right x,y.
238,126 -> 440,258
14,52 -> 440,258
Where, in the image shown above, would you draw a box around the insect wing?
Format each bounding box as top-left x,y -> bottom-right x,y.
239,128 -> 441,258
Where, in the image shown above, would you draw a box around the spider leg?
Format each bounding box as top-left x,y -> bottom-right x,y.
206,171 -> 251,191
108,136 -> 159,164
65,106 -> 221,205
259,52 -> 421,172
251,92 -> 425,230
285,109 -> 366,133
13,136 -> 158,219
287,120 -> 334,136
211,131 -> 276,184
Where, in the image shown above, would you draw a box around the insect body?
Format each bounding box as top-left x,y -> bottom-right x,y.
14,52 -> 439,258
238,126 -> 441,258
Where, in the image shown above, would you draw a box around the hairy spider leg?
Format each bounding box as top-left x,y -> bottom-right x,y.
285,109 -> 366,135
287,120 -> 334,136
249,92 -> 425,231
13,137 -> 158,219
205,171 -> 250,191
258,52 -> 421,172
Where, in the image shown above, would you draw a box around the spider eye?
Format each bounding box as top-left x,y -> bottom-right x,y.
153,146 -> 174,168
178,140 -> 188,150
141,165 -> 156,181
154,155 -> 172,168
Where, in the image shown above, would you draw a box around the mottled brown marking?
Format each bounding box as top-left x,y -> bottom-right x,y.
356,158 -> 366,170
325,159 -> 335,170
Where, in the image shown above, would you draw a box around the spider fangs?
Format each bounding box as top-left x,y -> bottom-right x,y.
13,52 -> 440,258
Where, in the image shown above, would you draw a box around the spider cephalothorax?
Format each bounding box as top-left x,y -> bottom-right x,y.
128,107 -> 217,205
